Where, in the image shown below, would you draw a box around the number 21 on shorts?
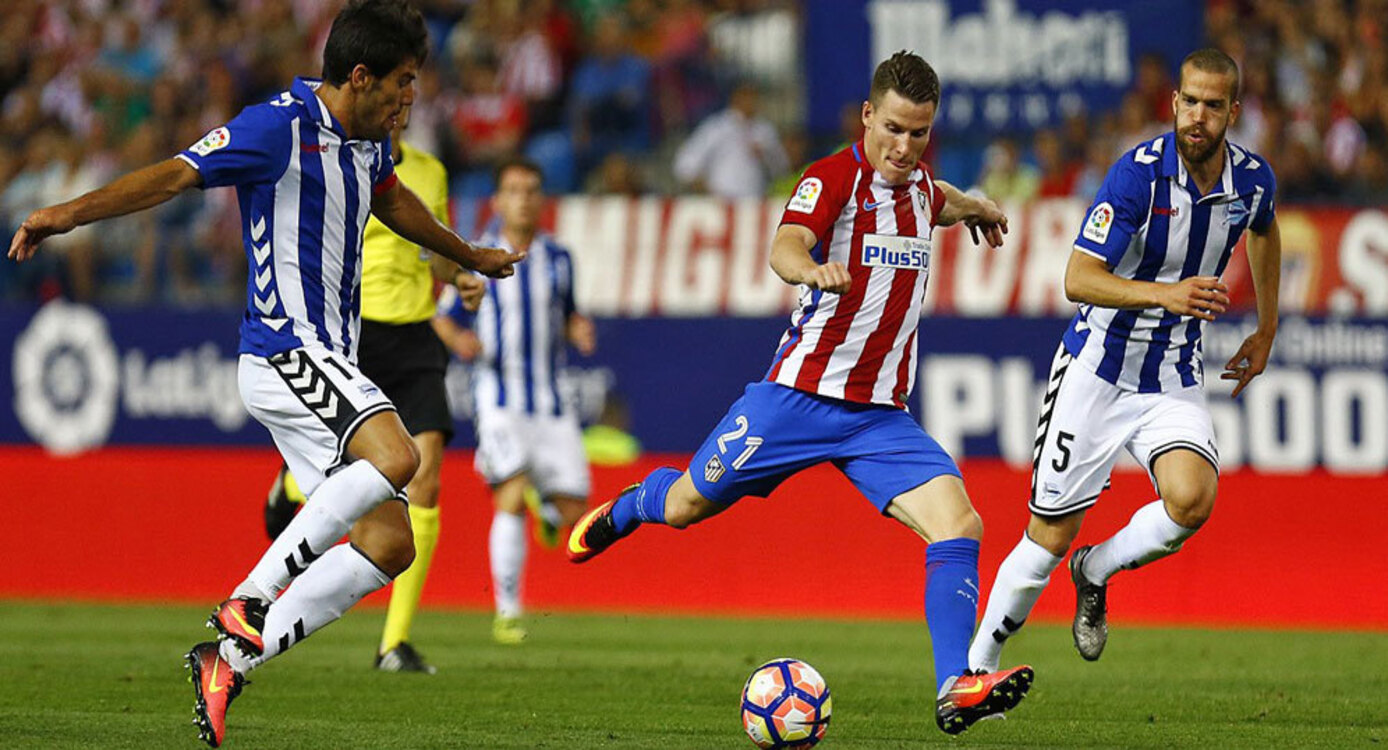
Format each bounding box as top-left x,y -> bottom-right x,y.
704,415 -> 763,483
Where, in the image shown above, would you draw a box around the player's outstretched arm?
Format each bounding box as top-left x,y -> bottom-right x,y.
1222,217 -> 1281,397
769,224 -> 850,293
8,158 -> 201,262
932,179 -> 1008,247
1065,251 -> 1230,321
371,181 -> 524,278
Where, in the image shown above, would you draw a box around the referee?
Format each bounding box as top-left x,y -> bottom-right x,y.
265,103 -> 479,674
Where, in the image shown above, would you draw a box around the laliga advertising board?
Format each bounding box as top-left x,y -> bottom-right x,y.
1,301 -> 1385,474
4,193 -> 1386,468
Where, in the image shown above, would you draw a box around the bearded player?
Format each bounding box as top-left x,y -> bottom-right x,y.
969,48 -> 1280,676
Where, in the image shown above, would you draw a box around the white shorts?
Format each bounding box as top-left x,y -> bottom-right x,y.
474,407 -> 590,499
239,349 -> 397,497
1030,344 -> 1219,518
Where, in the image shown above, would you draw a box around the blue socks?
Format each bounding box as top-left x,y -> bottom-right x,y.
924,538 -> 981,693
610,467 -> 682,534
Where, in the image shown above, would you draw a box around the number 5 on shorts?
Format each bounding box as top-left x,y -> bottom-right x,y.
1052,431 -> 1074,472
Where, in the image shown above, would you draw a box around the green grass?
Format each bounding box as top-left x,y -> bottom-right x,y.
0,602 -> 1384,749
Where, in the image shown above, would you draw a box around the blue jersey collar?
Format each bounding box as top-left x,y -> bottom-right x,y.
291,77 -> 348,139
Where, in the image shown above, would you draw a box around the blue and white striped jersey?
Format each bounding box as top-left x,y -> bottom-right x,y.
178,77 -> 397,362
439,230 -> 578,416
1063,132 -> 1277,392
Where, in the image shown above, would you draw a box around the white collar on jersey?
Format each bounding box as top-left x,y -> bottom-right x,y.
291,77 -> 350,140
1167,133 -> 1236,203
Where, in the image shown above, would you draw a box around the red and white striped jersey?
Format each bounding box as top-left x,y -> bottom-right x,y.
765,141 -> 946,409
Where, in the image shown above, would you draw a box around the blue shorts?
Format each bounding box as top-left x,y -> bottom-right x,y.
687,381 -> 961,514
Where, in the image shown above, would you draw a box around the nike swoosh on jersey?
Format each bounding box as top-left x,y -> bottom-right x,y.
863,199 -> 890,211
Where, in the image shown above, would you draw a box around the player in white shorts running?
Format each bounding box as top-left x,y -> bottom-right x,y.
969,48 -> 1282,675
8,2 -> 522,746
433,157 -> 596,644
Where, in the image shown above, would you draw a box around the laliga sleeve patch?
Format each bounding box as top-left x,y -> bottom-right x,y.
1082,201 -> 1114,243
786,177 -> 823,214
190,127 -> 231,157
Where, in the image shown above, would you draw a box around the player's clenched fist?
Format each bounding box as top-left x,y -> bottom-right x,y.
807,261 -> 851,294
1159,276 -> 1229,321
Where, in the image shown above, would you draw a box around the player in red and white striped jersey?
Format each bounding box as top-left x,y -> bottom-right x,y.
768,133 -> 946,406
568,51 -> 1033,735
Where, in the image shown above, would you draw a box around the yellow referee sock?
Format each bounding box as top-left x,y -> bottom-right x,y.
283,468 -> 307,504
379,503 -> 441,653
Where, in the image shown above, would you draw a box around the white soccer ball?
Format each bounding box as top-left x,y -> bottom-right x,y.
740,658 -> 832,748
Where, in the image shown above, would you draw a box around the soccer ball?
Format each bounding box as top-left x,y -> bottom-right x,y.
740,658 -> 832,748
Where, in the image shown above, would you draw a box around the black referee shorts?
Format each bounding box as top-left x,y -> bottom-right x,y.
356,319 -> 455,443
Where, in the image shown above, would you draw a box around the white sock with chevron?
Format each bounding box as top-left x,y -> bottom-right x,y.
242,544 -> 391,669
240,460 -> 396,600
968,534 -> 1063,673
1082,500 -> 1197,584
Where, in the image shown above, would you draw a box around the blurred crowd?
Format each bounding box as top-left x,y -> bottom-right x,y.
0,0 -> 1384,305
978,0 -> 1388,207
0,0 -> 804,303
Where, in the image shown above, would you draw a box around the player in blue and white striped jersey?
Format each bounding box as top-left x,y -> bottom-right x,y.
432,157 -> 595,644
971,49 -> 1282,676
7,2 -> 522,746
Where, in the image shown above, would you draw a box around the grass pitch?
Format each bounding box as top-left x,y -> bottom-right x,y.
0,602 -> 1383,749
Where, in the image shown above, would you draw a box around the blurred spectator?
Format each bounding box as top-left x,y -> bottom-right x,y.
649,0 -> 718,135
768,127 -> 811,198
585,152 -> 647,197
1347,143 -> 1388,203
1033,129 -> 1078,198
450,53 -> 527,197
98,15 -> 163,86
977,138 -> 1039,204
535,0 -> 583,76
495,0 -> 563,131
1132,52 -> 1174,125
1113,92 -> 1163,160
568,14 -> 651,181
404,65 -> 449,159
2,126 -> 101,300
1276,138 -> 1339,203
673,82 -> 788,199
1072,137 -> 1117,200
838,100 -> 866,147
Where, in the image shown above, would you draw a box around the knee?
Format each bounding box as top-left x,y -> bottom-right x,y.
354,511 -> 417,576
374,440 -> 421,491
373,522 -> 417,576
1162,482 -> 1216,529
953,508 -> 984,541
409,472 -> 440,509
917,506 -> 983,543
1026,513 -> 1083,557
